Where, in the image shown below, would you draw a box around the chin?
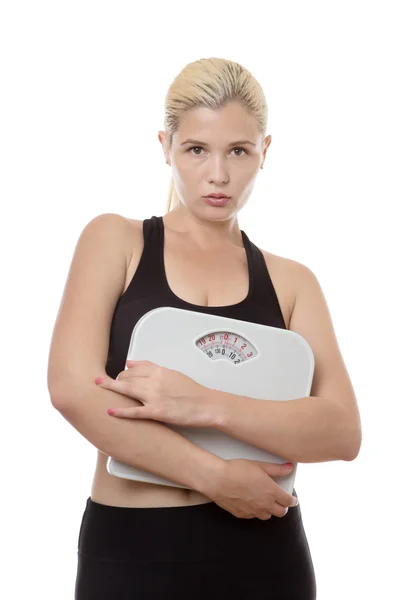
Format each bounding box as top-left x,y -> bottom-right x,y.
203,208 -> 239,221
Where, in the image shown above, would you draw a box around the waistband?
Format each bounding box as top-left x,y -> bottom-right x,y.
77,490 -> 301,563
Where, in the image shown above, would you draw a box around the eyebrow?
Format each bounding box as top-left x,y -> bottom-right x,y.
180,139 -> 256,147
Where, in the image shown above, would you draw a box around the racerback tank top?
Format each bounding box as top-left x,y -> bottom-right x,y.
105,215 -> 286,379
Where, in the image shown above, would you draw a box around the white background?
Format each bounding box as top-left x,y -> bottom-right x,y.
1,1 -> 399,598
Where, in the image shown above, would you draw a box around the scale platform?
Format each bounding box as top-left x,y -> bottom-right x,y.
107,306 -> 315,494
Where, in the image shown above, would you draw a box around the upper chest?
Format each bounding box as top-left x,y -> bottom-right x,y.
123,219 -> 295,329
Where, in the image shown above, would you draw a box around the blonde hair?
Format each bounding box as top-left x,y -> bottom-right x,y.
163,57 -> 268,213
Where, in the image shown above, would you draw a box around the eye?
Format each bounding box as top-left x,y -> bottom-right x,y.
188,146 -> 248,156
188,146 -> 204,155
231,147 -> 248,156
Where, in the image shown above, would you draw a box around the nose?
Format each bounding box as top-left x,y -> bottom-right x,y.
206,156 -> 229,185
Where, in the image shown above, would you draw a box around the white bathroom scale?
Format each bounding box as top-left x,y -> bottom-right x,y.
107,306 -> 315,494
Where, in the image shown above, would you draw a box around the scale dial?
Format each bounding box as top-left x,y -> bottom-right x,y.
195,330 -> 258,364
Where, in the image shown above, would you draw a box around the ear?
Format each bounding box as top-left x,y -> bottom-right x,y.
158,131 -> 171,166
261,135 -> 272,165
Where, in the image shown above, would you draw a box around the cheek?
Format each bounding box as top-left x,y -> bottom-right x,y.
177,171 -> 200,192
172,159 -> 196,182
243,179 -> 257,193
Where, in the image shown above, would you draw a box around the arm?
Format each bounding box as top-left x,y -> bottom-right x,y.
208,262 -> 362,464
210,390 -> 354,464
55,384 -> 225,493
48,213 -> 225,494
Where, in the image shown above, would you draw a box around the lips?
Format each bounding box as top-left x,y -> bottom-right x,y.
204,195 -> 231,206
205,194 -> 230,199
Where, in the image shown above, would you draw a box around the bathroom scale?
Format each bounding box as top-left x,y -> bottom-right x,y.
107,306 -> 315,494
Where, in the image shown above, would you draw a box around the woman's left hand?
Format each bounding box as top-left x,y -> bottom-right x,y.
95,360 -> 216,427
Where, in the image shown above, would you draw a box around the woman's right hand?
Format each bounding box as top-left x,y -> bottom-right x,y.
205,458 -> 298,520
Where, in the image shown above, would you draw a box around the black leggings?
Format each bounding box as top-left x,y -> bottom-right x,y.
75,490 -> 316,599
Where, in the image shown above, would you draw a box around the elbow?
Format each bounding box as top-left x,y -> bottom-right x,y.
48,382 -> 76,412
344,441 -> 362,462
343,428 -> 362,462
337,402 -> 362,461
50,392 -> 71,412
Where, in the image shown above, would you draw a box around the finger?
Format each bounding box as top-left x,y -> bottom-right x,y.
126,360 -> 148,366
107,406 -> 150,419
117,367 -> 149,381
125,360 -> 153,371
271,502 -> 290,518
120,362 -> 153,378
274,485 -> 299,508
257,512 -> 272,521
95,375 -> 136,396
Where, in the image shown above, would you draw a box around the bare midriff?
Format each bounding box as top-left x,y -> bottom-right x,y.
91,452 -> 213,507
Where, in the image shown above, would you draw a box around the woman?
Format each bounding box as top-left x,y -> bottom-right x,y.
48,57 -> 361,599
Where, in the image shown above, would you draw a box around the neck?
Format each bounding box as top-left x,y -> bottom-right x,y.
162,207 -> 243,250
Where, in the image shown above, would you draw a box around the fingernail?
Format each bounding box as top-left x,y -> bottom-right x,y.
107,408 -> 115,415
284,462 -> 293,469
95,377 -> 104,384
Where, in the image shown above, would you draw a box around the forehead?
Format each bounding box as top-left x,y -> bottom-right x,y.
176,102 -> 260,142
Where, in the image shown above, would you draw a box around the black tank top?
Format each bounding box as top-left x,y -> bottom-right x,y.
105,215 -> 286,379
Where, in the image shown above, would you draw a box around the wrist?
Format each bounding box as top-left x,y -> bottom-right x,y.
207,388 -> 230,429
191,449 -> 227,496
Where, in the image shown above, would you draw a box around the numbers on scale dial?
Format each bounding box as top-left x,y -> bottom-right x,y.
195,331 -> 258,364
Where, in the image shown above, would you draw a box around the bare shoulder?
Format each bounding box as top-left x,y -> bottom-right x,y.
260,247 -> 309,271
260,248 -> 316,289
259,248 -> 310,326
96,214 -> 144,264
260,246 -> 337,331
86,212 -> 137,240
126,216 -> 144,231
